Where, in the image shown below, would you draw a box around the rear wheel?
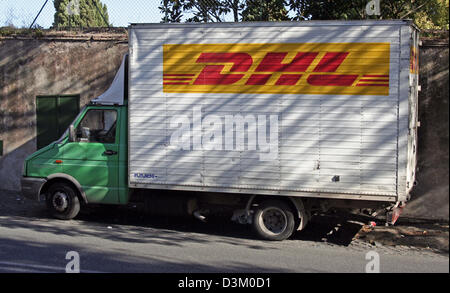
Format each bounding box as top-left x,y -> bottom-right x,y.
253,200 -> 296,241
46,182 -> 80,220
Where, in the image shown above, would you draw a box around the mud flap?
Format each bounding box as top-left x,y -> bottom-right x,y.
289,197 -> 309,231
386,203 -> 405,226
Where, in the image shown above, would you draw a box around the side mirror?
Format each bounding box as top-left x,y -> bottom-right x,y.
69,125 -> 76,142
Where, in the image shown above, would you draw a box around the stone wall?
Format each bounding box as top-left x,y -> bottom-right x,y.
0,30 -> 128,191
402,39 -> 449,221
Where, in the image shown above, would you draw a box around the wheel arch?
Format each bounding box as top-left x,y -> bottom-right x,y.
41,173 -> 88,204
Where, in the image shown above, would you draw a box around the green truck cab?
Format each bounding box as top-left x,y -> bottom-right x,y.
21,104 -> 129,219
21,56 -> 130,220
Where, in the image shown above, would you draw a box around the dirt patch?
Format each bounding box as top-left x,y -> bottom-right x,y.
354,221 -> 449,254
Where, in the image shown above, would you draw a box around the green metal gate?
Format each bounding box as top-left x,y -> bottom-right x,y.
36,95 -> 80,150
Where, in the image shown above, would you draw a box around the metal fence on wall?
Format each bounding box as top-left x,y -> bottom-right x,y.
0,0 -> 253,29
1,1 -> 448,31
1,0 -> 163,28
1,0 -> 310,29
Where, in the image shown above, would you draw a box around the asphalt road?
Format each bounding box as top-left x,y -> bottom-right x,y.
0,197 -> 448,273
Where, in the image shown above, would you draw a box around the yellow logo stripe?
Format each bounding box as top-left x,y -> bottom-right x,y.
163,43 -> 390,96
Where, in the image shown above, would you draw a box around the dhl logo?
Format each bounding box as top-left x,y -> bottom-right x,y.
163,43 -> 390,96
410,46 -> 418,74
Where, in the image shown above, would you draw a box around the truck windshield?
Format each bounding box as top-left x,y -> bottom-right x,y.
56,106 -> 87,144
76,109 -> 117,144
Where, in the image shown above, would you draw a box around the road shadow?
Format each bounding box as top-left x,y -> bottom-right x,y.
0,237 -> 294,273
2,190 -> 448,255
290,212 -> 368,246
76,203 -> 372,247
77,203 -> 259,241
2,189 -> 368,247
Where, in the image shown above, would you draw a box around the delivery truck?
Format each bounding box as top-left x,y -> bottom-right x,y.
21,20 -> 420,240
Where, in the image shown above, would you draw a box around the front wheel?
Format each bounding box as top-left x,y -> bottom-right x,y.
253,200 -> 296,241
46,182 -> 80,220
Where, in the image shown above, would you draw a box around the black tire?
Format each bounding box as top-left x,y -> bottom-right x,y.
46,182 -> 81,220
253,200 -> 296,241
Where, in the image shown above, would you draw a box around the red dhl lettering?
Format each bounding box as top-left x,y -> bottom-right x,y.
187,51 -> 359,86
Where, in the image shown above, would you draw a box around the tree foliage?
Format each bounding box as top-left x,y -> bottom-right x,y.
288,0 -> 365,20
53,0 -> 109,28
241,0 -> 289,21
160,0 -> 231,22
184,0 -> 230,22
412,0 -> 449,29
288,0 -> 449,29
157,0 -> 448,30
223,0 -> 245,22
160,0 -> 184,23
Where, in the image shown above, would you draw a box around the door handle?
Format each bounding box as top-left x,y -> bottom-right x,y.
103,150 -> 117,156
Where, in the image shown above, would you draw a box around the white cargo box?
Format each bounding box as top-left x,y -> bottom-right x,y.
128,20 -> 419,203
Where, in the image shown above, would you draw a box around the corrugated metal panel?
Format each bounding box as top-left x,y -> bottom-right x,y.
128,21 -> 414,200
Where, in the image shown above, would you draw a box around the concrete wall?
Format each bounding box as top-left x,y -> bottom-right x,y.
402,39 -> 449,221
0,30 -> 128,191
0,30 -> 448,221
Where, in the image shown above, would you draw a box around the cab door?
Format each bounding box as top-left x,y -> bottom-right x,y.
61,107 -> 120,204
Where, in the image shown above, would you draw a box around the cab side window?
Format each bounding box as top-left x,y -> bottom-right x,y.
76,110 -> 117,143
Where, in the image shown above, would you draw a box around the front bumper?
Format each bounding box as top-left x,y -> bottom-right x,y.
21,177 -> 47,201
